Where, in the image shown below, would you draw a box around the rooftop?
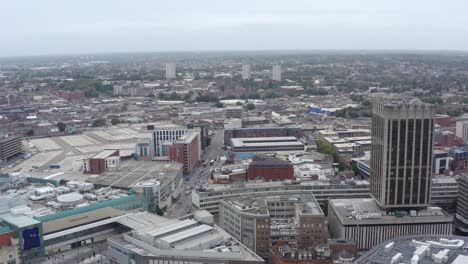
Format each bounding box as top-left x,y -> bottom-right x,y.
87,160 -> 182,189
329,198 -> 453,226
355,235 -> 468,264
108,211 -> 264,262
91,149 -> 118,159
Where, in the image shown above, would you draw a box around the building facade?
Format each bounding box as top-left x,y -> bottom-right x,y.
455,174 -> 468,234
370,99 -> 435,209
83,149 -> 120,174
152,125 -> 187,158
247,155 -> 294,181
456,121 -> 468,144
219,194 -> 327,259
272,65 -> 282,81
165,63 -> 176,79
170,132 -> 200,175
327,199 -> 453,250
224,126 -> 303,146
242,64 -> 251,80
0,136 -> 22,162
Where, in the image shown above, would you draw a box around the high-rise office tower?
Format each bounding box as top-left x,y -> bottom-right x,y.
165,63 -> 176,79
370,99 -> 435,209
242,64 -> 251,80
272,65 -> 281,81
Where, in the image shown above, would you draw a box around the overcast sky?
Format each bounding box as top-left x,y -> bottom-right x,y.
1,0 -> 468,56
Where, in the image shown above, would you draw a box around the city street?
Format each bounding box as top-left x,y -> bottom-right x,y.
169,129 -> 225,217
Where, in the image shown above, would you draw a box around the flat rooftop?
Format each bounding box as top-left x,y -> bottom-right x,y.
355,235 -> 468,264
222,193 -> 323,216
231,137 -> 303,147
109,211 -> 264,262
91,149 -> 118,159
87,160 -> 182,189
329,198 -> 453,226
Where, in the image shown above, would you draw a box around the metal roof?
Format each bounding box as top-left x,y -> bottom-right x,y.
35,194 -> 139,222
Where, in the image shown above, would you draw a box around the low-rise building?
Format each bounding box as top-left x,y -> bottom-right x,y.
107,211 -> 264,264
231,137 -> 304,154
83,149 -> 120,174
247,155 -> 294,181
355,235 -> 468,264
328,198 -> 453,250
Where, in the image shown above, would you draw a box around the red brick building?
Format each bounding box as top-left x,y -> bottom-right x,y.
170,132 -> 200,175
247,155 -> 294,181
58,90 -> 85,100
83,149 -> 120,174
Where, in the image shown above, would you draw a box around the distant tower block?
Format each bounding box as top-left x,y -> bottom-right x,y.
242,64 -> 251,80
165,63 -> 176,79
272,65 -> 281,81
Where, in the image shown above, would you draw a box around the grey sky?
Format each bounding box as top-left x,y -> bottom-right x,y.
1,0 -> 468,56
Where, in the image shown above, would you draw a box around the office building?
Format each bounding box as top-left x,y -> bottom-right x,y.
0,136 -> 22,162
230,137 -> 304,154
170,132 -> 201,175
327,198 -> 453,250
272,65 -> 282,81
83,149 -> 120,174
224,106 -> 244,119
449,145 -> 468,173
456,120 -> 468,143
107,211 -> 264,264
370,99 -> 435,209
224,126 -> 303,146
165,63 -> 176,79
455,174 -> 468,234
355,235 -> 468,264
242,64 -> 251,80
219,194 -> 327,258
152,124 -> 187,158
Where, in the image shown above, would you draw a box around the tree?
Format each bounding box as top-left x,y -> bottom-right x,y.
57,122 -> 67,132
92,119 -> 106,127
25,129 -> 34,137
246,103 -> 256,111
235,101 -> 243,106
111,117 -> 120,126
216,102 -> 224,108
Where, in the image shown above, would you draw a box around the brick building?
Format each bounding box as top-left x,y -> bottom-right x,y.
170,132 -> 200,175
247,155 -> 294,181
83,149 -> 120,174
58,90 -> 85,100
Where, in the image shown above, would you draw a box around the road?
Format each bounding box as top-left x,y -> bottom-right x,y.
169,129 -> 225,217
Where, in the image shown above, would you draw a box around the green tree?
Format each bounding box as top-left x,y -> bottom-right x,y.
57,122 -> 67,132
25,129 -> 34,137
216,102 -> 224,108
246,103 -> 256,111
92,119 -> 106,127
111,117 -> 120,126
